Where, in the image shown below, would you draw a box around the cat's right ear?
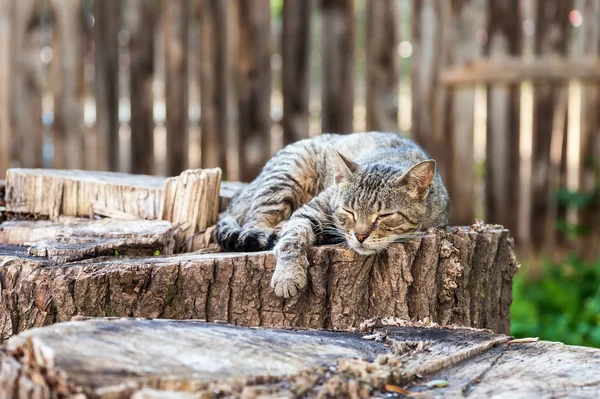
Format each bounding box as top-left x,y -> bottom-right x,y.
329,149 -> 357,184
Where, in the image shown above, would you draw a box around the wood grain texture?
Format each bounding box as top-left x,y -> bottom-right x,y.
0,225 -> 519,338
321,0 -> 354,134
0,318 -> 511,397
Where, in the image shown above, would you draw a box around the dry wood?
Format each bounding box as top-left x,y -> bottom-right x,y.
236,0 -> 272,181
365,0 -> 399,132
93,1 -> 120,172
0,318 -> 511,397
50,0 -> 86,170
440,57 -> 600,85
4,169 -> 166,219
164,0 -> 190,176
0,225 -> 518,338
484,0 -> 522,238
10,0 -> 43,170
129,0 -> 156,175
0,216 -> 175,263
159,168 -> 222,251
0,0 -> 10,179
321,0 -> 354,134
282,0 -> 311,144
406,340 -> 600,398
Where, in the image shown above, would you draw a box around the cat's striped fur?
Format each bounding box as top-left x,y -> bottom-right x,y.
216,132 -> 450,298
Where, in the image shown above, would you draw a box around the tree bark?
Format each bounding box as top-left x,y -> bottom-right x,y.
365,0 -> 399,132
93,1 -> 120,172
321,0 -> 354,134
282,0 -> 312,144
129,0 -> 156,175
164,0 -> 190,176
0,224 -> 518,338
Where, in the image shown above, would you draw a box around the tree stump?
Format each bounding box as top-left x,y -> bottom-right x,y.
1,318 -> 598,398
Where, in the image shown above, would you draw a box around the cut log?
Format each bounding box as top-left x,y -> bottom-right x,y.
0,224 -> 519,339
0,217 -> 175,263
3,168 -> 241,218
0,318 -> 510,398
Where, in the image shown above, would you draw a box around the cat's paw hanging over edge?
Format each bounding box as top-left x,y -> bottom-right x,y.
270,259 -> 309,298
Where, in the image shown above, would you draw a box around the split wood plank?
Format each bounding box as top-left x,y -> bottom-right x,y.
0,225 -> 519,339
0,318 -> 510,398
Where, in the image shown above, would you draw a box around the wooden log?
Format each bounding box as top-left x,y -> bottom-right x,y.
93,1 -> 120,172
236,0 -> 272,181
0,318 -> 511,397
484,0 -> 523,238
0,0 -> 10,178
530,1 -> 573,250
0,225 -> 519,338
159,168 -> 222,251
321,0 -> 354,134
365,0 -> 399,132
164,0 -> 190,176
49,0 -> 86,170
10,0 -> 44,169
0,216 -> 175,263
282,0 -> 311,144
129,0 -> 156,175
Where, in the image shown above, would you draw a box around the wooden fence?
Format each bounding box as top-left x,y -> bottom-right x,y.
0,0 -> 598,254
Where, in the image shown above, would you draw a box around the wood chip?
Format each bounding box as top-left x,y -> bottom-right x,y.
385,384 -> 412,395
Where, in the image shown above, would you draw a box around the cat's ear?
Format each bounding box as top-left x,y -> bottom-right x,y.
329,149 -> 358,184
400,160 -> 436,200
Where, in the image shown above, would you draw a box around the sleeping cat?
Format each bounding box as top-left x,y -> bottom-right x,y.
216,132 -> 450,298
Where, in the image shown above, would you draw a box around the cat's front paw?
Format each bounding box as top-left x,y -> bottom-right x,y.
271,258 -> 309,298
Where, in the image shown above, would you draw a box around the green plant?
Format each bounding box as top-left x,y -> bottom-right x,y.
511,254 -> 600,348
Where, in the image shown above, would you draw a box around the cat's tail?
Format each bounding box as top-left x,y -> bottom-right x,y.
215,213 -> 279,252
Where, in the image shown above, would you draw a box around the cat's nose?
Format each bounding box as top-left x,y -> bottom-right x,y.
355,232 -> 369,243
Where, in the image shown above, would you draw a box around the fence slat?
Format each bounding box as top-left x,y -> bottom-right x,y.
0,0 -> 11,177
237,0 -> 271,181
365,0 -> 398,132
484,0 -> 523,237
530,1 -> 573,250
11,0 -> 43,169
580,0 -> 600,259
164,0 -> 190,176
50,0 -> 85,170
198,0 -> 233,176
129,0 -> 156,175
93,1 -> 120,172
321,0 -> 354,134
282,0 -> 312,144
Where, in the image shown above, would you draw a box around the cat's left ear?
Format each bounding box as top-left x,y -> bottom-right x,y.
329,148 -> 358,184
400,160 -> 436,200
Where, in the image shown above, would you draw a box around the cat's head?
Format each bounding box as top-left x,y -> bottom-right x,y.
329,149 -> 435,255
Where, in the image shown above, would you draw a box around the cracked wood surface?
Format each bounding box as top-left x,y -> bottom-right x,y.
0,318 -> 511,398
0,225 -> 519,338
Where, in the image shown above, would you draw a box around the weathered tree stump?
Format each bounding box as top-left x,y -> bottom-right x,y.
0,224 -> 518,339
1,318 -> 598,398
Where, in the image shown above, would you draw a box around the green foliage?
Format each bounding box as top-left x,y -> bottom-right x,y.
511,254 -> 600,348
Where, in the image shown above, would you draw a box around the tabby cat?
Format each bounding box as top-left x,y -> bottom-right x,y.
216,132 -> 449,298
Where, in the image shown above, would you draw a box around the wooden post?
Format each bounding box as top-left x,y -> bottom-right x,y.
321,0 -> 354,134
164,0 -> 190,176
579,0 -> 600,259
93,1 -> 120,172
484,0 -> 523,237
530,1 -> 573,250
50,0 -> 86,170
198,0 -> 233,176
236,0 -> 271,182
10,0 -> 44,169
0,0 -> 10,178
282,0 -> 311,144
365,0 -> 399,132
129,0 -> 156,175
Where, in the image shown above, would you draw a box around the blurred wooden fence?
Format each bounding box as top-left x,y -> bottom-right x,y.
0,0 -> 598,254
